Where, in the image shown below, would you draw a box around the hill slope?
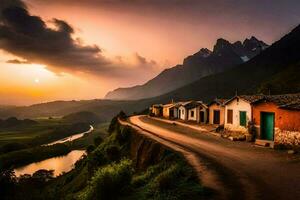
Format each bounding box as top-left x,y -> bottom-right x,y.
105,37 -> 268,100
62,111 -> 103,124
150,25 -> 300,103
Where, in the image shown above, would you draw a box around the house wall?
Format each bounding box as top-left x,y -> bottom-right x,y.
225,98 -> 251,132
200,107 -> 208,123
252,102 -> 300,146
179,106 -> 187,121
152,107 -> 162,116
208,103 -> 225,125
253,102 -> 300,131
173,107 -> 179,118
188,107 -> 199,122
163,107 -> 170,118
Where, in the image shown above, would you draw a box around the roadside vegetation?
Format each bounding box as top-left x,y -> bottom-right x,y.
0,112 -> 209,200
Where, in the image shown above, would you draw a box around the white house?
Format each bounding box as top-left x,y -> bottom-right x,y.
178,101 -> 208,123
188,101 -> 208,123
178,101 -> 192,121
224,95 -> 263,132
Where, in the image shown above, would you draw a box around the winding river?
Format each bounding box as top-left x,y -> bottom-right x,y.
44,125 -> 94,146
14,125 -> 94,177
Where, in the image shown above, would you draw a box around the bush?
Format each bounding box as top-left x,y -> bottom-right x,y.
106,145 -> 121,162
116,126 -> 131,145
79,159 -> 133,200
0,142 -> 28,154
93,136 -> 103,147
86,145 -> 95,154
153,164 -> 180,191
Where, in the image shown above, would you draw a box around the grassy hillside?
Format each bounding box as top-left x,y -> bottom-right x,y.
63,111 -> 103,124
257,63 -> 300,94
0,114 -> 209,200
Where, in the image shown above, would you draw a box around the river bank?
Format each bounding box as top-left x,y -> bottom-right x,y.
14,150 -> 86,177
11,125 -> 96,176
0,121 -> 108,172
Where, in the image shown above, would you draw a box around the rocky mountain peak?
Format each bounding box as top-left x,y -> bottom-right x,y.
243,36 -> 268,51
213,38 -> 232,53
195,48 -> 212,58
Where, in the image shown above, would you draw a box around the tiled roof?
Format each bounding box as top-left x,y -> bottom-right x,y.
263,93 -> 300,110
209,98 -> 228,106
238,95 -> 265,103
152,104 -> 163,108
183,101 -> 207,110
163,103 -> 174,108
279,100 -> 300,110
225,95 -> 265,105
184,101 -> 201,110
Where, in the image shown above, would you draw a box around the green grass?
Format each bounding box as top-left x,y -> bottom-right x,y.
0,117 -> 109,170
0,118 -> 66,146
69,123 -> 109,149
1,114 -> 207,200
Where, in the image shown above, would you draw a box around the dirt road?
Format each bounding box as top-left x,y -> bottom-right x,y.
126,115 -> 300,200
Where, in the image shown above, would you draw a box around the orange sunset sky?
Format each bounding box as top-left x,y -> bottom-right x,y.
0,0 -> 300,105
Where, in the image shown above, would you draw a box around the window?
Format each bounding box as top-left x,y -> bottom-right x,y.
191,110 -> 194,117
227,109 -> 233,124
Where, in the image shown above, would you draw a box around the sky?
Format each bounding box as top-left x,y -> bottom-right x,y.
0,0 -> 300,105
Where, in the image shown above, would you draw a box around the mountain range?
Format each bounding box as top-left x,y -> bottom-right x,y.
105,36 -> 268,100
150,24 -> 300,103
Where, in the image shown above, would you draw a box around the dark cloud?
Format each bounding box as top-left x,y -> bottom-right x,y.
0,0 -> 121,75
0,0 -> 160,78
6,59 -> 30,64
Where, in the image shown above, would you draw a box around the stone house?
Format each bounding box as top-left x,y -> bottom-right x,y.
252,94 -> 300,147
208,99 -> 227,125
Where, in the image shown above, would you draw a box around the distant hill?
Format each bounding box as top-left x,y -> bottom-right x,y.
0,117 -> 37,128
0,99 -> 151,122
63,111 -> 103,124
148,24 -> 300,103
105,37 -> 268,100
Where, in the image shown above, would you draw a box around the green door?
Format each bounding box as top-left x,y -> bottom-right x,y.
261,112 -> 274,141
239,111 -> 247,127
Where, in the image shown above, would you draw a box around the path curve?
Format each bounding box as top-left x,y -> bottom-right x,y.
125,115 -> 300,200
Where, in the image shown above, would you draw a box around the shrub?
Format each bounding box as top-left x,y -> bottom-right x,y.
116,126 -> 131,145
105,145 -> 121,162
93,136 -> 103,147
0,142 -> 28,154
86,145 -> 95,154
79,159 -> 133,200
153,164 -> 180,191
